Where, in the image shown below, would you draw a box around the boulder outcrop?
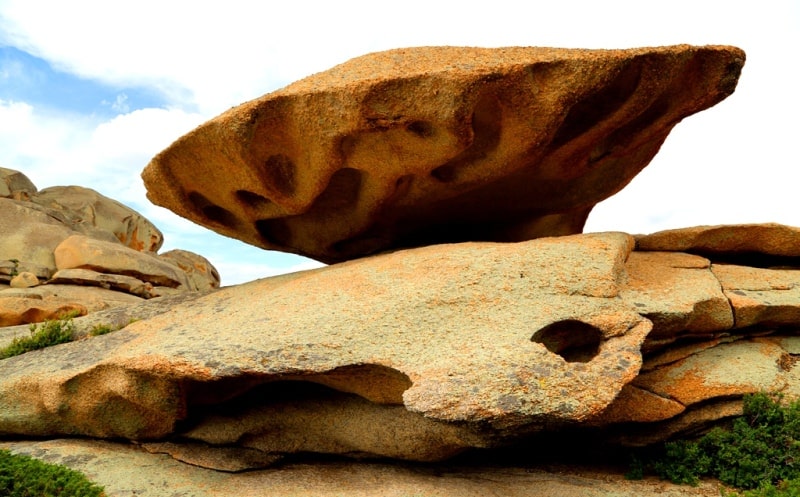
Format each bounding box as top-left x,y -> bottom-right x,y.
142,44 -> 744,263
0,168 -> 220,326
1,225 -> 797,471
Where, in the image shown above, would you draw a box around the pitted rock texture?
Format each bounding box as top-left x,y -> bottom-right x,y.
143,44 -> 745,263
0,233 -> 652,456
2,225 -> 798,468
0,169 -> 220,326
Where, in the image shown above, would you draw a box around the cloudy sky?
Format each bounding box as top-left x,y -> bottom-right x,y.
0,1 -> 797,285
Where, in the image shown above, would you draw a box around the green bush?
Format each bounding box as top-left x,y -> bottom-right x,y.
88,323 -> 115,336
0,315 -> 76,359
0,449 -> 105,496
646,392 -> 800,493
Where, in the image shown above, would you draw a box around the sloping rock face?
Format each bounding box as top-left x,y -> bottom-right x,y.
0,168 -> 220,326
1,225 -> 798,472
143,44 -> 744,263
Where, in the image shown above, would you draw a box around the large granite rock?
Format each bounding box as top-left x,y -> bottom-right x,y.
0,233 -> 649,451
143,44 -> 744,263
2,225 -> 797,469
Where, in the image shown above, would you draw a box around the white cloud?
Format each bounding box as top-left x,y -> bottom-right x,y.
109,93 -> 129,113
1,1 -> 798,285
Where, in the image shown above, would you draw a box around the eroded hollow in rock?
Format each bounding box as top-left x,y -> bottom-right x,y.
531,319 -> 604,363
187,191 -> 238,228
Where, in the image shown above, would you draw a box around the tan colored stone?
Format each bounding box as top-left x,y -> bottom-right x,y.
0,284 -> 144,329
0,260 -> 52,282
0,439 -> 728,497
143,45 -> 744,263
632,338 -> 788,407
589,384 -> 685,424
712,264 -> 800,329
9,272 -> 39,288
0,233 -> 650,458
0,167 -> 37,199
0,297 -> 86,327
158,249 -> 220,290
182,385 -> 486,463
0,198 -> 84,273
636,223 -> 800,259
140,441 -> 282,473
49,268 -> 154,298
611,400 -> 744,447
620,252 -> 733,341
54,234 -> 190,288
0,290 -> 207,351
32,185 -> 164,252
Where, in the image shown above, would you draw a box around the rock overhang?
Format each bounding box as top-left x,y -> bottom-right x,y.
142,44 -> 745,263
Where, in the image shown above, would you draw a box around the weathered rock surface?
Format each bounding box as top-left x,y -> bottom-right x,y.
49,269 -> 154,298
711,264 -> 800,329
31,185 -> 164,252
636,223 -> 800,263
0,439 -> 728,497
143,44 -> 744,263
0,233 -> 650,451
620,251 -> 733,342
0,167 -> 36,199
0,197 -> 93,272
2,226 -> 798,469
9,271 -> 40,288
158,249 -> 221,290
54,234 -> 190,289
0,169 -> 220,326
0,289 -> 209,351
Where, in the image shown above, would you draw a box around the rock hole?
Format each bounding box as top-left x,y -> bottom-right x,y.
236,190 -> 272,210
430,92 -> 502,183
550,60 -> 643,149
255,218 -> 292,246
531,319 -> 604,363
406,120 -> 434,138
431,164 -> 456,182
188,191 -> 238,227
308,167 -> 362,213
261,154 -> 296,196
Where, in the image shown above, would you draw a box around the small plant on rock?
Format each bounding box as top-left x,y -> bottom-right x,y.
0,313 -> 77,359
639,392 -> 800,494
88,323 -> 115,336
0,448 -> 105,496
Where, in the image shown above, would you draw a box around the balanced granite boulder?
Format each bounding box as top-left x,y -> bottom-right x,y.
143,44 -> 745,263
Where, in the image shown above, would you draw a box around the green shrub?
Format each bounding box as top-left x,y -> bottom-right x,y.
88,323 -> 115,336
0,315 -> 76,359
647,392 -> 800,492
0,448 -> 105,496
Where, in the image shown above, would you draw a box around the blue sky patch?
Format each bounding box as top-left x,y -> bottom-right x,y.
0,45 -> 166,117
